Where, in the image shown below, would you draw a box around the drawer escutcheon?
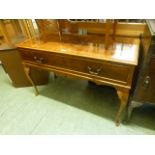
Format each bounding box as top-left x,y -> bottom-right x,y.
87,66 -> 102,75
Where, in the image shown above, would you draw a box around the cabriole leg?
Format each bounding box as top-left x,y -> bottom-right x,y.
115,90 -> 129,126
24,66 -> 39,96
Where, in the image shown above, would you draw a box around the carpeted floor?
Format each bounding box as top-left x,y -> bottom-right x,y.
0,65 -> 155,134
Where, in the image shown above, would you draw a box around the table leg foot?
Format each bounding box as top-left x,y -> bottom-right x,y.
115,90 -> 129,126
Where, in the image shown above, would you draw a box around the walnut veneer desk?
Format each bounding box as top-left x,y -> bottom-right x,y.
17,38 -> 140,125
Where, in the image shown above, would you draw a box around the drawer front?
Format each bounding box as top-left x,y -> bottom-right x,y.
20,49 -> 131,84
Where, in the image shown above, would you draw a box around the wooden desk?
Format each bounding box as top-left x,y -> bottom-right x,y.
17,38 -> 140,125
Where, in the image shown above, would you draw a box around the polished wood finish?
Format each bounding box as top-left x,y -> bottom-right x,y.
17,37 -> 140,125
105,20 -> 111,50
36,19 -> 118,49
20,49 -> 134,87
27,20 -> 37,39
113,20 -> 118,40
36,19 -> 61,41
127,20 -> 155,121
58,20 -> 145,38
0,20 -> 23,44
17,37 -> 139,65
0,20 -> 10,43
19,20 -> 32,39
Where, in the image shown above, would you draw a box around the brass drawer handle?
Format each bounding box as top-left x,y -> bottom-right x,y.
87,66 -> 102,75
143,76 -> 150,89
33,56 -> 44,64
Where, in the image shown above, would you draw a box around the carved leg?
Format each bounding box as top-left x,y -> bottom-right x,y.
115,90 -> 129,126
24,66 -> 39,96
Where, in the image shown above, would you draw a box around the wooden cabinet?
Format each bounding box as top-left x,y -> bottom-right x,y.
135,56 -> 155,103
0,44 -> 49,88
127,20 -> 155,120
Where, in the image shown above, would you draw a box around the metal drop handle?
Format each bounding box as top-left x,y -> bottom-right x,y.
87,66 -> 102,75
33,56 -> 44,64
143,76 -> 150,89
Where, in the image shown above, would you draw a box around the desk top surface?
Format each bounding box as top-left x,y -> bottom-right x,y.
17,37 -> 140,66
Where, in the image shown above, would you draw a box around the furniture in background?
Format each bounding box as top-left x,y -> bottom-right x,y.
0,20 -> 23,43
0,43 -> 49,87
127,20 -> 155,121
0,20 -> 49,87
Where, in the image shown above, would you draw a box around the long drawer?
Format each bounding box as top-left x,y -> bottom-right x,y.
19,49 -> 132,84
